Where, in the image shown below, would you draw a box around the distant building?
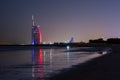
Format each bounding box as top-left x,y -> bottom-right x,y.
32,15 -> 42,45
64,37 -> 74,43
89,38 -> 105,43
107,38 -> 120,44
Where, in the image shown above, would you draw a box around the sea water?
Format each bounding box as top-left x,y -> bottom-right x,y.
0,47 -> 106,80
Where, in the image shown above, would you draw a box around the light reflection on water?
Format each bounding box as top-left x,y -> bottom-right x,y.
31,48 -> 104,79
0,47 -> 106,80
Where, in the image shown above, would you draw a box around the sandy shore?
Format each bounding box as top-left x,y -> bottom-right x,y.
50,44 -> 120,80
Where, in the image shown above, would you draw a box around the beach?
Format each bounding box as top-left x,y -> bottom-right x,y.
0,44 -> 119,80
51,44 -> 120,80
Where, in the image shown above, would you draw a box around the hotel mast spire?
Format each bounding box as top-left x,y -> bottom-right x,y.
32,15 -> 35,26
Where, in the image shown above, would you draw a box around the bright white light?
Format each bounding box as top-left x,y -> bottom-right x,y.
43,42 -> 46,44
49,42 -> 53,44
67,45 -> 70,50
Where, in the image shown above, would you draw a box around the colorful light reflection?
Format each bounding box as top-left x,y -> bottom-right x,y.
38,49 -> 44,79
32,49 -> 44,79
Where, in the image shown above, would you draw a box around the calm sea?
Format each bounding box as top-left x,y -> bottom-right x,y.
0,47 -> 106,80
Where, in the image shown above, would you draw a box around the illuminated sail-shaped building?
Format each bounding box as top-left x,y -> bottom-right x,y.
32,15 -> 42,45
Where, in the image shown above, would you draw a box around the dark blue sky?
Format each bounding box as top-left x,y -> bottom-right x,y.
0,0 -> 120,44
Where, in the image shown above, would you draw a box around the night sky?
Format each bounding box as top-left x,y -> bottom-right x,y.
0,0 -> 120,44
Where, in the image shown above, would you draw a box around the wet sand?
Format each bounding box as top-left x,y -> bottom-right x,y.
51,44 -> 120,80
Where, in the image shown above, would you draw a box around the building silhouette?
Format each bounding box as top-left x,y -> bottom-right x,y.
32,15 -> 42,45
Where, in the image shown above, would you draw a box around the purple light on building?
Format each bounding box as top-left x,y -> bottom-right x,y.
32,15 -> 42,45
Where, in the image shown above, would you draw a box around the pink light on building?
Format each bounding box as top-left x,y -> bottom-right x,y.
37,25 -> 42,44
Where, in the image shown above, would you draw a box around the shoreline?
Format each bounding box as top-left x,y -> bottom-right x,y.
0,44 -> 120,80
0,43 -> 117,51
50,45 -> 120,80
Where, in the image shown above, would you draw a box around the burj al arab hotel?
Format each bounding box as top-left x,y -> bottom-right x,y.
32,15 -> 42,45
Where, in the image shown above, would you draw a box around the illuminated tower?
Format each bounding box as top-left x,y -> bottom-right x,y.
32,15 -> 42,45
